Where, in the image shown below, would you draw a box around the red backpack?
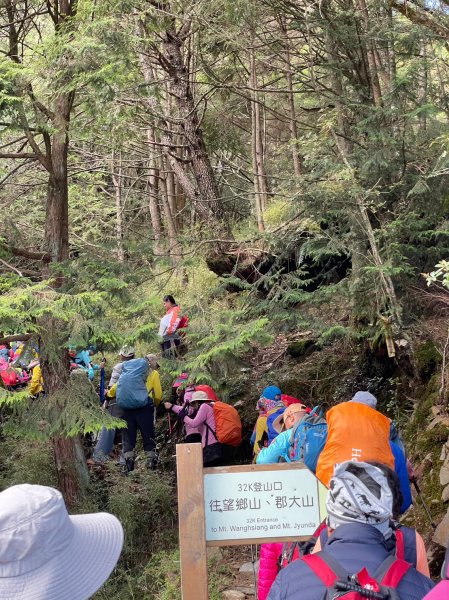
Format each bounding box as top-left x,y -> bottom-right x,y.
302,551 -> 410,599
177,315 -> 189,330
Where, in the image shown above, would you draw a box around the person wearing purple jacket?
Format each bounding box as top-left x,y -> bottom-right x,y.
268,461 -> 434,600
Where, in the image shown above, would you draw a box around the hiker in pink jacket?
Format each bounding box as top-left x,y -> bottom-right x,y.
258,543 -> 283,600
166,389 -> 222,466
165,388 -> 201,443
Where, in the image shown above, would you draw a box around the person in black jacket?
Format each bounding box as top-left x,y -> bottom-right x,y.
268,461 -> 434,600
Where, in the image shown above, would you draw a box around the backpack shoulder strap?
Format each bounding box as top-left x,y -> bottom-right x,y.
319,526 -> 329,547
397,525 -> 417,567
290,421 -> 300,443
280,541 -> 299,568
374,555 -> 411,588
204,405 -> 218,442
394,529 -> 404,561
302,551 -> 347,587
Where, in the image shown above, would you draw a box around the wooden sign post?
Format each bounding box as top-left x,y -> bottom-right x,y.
176,443 -> 208,600
176,444 -> 328,600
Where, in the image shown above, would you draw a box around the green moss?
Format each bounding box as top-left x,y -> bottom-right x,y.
404,375 -> 439,438
319,325 -> 348,346
415,341 -> 441,380
287,338 -> 317,358
414,423 -> 448,454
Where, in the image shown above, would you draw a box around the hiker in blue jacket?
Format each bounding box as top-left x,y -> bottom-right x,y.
268,461 -> 434,600
390,440 -> 412,514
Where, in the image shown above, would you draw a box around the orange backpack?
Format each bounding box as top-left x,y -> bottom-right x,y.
316,402 -> 394,487
212,401 -> 242,447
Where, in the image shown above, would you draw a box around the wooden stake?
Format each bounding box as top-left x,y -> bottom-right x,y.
176,443 -> 208,600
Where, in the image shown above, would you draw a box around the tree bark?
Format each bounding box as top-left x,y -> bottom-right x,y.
39,316 -> 89,508
353,0 -> 383,106
278,17 -> 303,177
0,333 -> 32,344
51,435 -> 89,509
159,22 -> 230,235
418,43 -> 428,132
158,154 -> 182,265
249,43 -> 267,232
111,151 -> 125,263
146,129 -> 164,256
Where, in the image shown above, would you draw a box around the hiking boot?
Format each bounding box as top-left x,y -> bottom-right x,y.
146,450 -> 158,470
124,452 -> 135,475
125,457 -> 135,473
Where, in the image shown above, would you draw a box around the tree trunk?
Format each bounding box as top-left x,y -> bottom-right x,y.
418,43 -> 428,131
39,317 -> 89,508
353,0 -> 383,106
278,18 -> 302,177
160,22 -> 230,234
44,97 -> 71,265
159,154 -> 182,265
146,129 -> 164,256
51,436 -> 89,509
249,43 -> 266,232
111,151 -> 125,263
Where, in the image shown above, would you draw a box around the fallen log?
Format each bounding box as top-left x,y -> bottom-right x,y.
0,333 -> 32,344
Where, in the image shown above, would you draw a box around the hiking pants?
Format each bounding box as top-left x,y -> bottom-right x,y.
93,427 -> 116,462
92,403 -> 125,462
122,402 -> 155,455
161,337 -> 180,358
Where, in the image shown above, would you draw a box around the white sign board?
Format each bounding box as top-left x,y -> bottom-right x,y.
203,463 -> 327,544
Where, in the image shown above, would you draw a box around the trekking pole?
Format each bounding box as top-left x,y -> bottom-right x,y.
412,479 -> 437,529
99,359 -> 106,405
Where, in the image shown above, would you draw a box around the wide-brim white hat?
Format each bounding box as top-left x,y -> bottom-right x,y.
0,485 -> 124,600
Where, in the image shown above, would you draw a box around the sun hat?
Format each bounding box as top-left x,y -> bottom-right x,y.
119,345 -> 135,358
194,384 -> 220,402
350,390 -> 378,409
0,484 -> 124,600
326,461 -> 393,536
146,353 -> 160,368
273,403 -> 308,434
191,390 -> 213,403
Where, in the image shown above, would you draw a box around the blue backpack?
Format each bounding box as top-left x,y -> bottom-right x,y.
285,409 -> 327,473
116,358 -> 150,410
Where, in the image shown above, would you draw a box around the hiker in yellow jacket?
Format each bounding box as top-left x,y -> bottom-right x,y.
28,361 -> 44,396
